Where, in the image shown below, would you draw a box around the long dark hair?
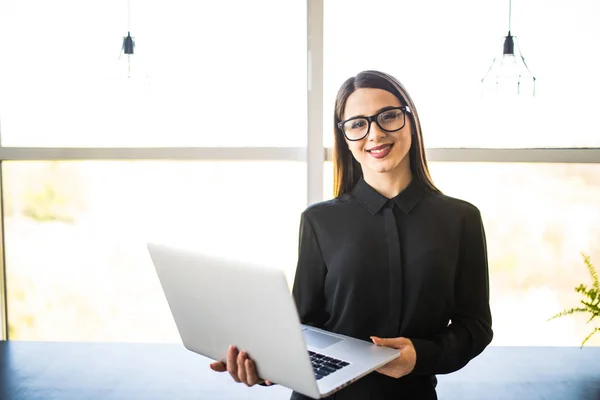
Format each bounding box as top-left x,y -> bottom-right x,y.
333,70 -> 441,197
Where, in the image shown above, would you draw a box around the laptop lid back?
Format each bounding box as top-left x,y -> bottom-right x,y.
147,242 -> 320,398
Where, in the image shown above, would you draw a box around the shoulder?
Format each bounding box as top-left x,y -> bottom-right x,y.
423,191 -> 482,220
301,193 -> 355,222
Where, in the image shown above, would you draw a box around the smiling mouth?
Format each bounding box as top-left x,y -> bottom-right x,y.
367,144 -> 393,154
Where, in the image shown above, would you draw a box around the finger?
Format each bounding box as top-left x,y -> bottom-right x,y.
370,336 -> 389,346
375,365 -> 393,376
237,351 -> 248,384
370,336 -> 405,349
227,345 -> 241,382
210,361 -> 227,372
245,358 -> 260,386
265,380 -> 273,386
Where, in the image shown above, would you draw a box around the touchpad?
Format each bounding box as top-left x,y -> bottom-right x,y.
302,329 -> 343,349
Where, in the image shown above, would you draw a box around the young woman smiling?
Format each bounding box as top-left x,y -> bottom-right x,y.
211,70 -> 493,400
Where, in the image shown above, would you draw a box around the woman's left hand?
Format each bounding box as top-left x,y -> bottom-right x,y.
369,336 -> 417,379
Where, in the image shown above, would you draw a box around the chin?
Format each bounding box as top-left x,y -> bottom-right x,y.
355,145 -> 411,176
365,160 -> 401,174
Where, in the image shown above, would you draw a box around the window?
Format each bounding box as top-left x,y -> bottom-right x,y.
4,161 -> 305,341
0,0 -> 307,147
324,161 -> 600,346
323,0 -> 600,148
2,0 -> 599,349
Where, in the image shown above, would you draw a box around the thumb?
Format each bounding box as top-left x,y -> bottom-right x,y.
370,336 -> 391,346
370,336 -> 406,348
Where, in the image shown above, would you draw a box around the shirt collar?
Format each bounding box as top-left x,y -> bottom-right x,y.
352,177 -> 425,215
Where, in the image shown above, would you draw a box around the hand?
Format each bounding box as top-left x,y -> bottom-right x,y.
209,345 -> 273,387
370,336 -> 416,379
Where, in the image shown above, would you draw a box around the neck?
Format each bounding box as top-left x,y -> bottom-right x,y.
363,165 -> 413,199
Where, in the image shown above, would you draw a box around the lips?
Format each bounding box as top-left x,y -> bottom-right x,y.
367,143 -> 394,159
367,144 -> 393,152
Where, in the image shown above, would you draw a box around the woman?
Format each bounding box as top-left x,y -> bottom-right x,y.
210,70 -> 493,399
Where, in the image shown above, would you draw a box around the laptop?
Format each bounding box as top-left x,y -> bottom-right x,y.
147,242 -> 401,399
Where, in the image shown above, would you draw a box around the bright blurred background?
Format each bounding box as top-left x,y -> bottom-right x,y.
0,0 -> 598,346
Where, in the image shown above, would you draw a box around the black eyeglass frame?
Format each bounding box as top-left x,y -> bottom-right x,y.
337,105 -> 412,141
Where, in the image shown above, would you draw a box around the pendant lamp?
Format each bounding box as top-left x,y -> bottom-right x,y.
481,0 -> 536,97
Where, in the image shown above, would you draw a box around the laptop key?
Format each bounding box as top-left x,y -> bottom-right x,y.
319,365 -> 336,374
308,350 -> 351,378
324,361 -> 341,370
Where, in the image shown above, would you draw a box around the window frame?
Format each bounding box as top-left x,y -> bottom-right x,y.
0,164 -> 6,340
1,0 -> 599,341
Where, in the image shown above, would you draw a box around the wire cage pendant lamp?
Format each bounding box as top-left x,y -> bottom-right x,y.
481,0 -> 536,97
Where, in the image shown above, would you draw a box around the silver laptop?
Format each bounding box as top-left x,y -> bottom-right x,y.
147,242 -> 400,399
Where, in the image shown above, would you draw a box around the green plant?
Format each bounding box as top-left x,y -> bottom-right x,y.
23,183 -> 74,223
549,252 -> 600,347
19,162 -> 86,223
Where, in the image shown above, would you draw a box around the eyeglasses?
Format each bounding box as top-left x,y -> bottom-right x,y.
337,106 -> 411,141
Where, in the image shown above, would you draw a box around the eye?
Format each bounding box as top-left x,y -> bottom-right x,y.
349,119 -> 366,130
380,110 -> 402,121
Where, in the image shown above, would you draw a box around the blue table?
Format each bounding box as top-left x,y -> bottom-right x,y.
0,341 -> 598,399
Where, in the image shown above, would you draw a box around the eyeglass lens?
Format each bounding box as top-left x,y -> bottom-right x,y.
342,109 -> 405,140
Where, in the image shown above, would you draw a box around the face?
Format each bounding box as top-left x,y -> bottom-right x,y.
342,88 -> 412,179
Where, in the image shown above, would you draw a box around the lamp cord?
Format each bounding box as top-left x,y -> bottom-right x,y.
128,0 -> 131,32
508,0 -> 512,32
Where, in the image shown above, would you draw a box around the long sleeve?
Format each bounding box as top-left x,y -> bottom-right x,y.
292,211 -> 329,328
410,206 -> 493,375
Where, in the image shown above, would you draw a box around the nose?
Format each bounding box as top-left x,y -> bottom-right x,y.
367,118 -> 385,141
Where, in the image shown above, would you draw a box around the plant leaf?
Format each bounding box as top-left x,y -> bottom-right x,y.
582,252 -> 600,291
548,307 -> 587,321
587,313 -> 598,323
550,254 -> 600,347
580,300 -> 600,312
588,289 -> 597,302
580,327 -> 600,348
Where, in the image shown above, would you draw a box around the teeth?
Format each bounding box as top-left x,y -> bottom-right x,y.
370,145 -> 390,153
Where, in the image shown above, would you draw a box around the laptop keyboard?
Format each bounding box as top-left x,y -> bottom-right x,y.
308,350 -> 350,380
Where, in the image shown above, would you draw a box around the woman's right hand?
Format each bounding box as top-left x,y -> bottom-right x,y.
209,345 -> 273,387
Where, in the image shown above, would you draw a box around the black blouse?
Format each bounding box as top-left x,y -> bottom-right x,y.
291,178 -> 493,398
